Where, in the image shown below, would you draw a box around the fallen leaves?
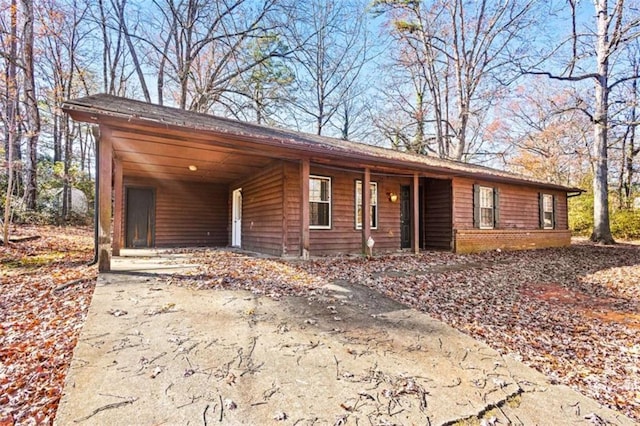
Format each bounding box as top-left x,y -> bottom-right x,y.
0,225 -> 96,425
2,226 -> 638,422
170,243 -> 639,420
293,243 -> 640,421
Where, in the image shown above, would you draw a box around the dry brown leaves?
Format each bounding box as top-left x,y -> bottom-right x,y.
0,225 -> 96,425
293,243 -> 640,421
172,249 -> 328,298
173,243 -> 639,420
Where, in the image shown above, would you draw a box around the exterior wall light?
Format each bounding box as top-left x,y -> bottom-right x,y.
387,192 -> 399,203
188,165 -> 198,171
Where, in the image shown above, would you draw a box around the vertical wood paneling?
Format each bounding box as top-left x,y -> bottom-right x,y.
239,163 -> 285,256
424,178 -> 453,250
124,177 -> 228,247
284,161 -> 301,255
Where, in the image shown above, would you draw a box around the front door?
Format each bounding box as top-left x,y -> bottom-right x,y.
232,188 -> 242,247
126,187 -> 155,248
400,185 -> 411,249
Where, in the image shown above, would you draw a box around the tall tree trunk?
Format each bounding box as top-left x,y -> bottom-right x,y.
3,0 -> 19,244
22,0 -> 40,210
591,0 -> 614,244
62,118 -> 73,221
624,77 -> 638,209
116,0 -> 151,102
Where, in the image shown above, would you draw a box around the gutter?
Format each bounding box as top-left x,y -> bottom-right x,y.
567,190 -> 585,198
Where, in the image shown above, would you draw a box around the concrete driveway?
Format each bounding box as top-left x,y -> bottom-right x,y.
55,251 -> 634,425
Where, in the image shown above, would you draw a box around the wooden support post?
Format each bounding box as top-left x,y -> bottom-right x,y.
300,159 -> 310,259
112,158 -> 123,257
98,128 -> 113,272
412,173 -> 420,254
362,168 -> 371,257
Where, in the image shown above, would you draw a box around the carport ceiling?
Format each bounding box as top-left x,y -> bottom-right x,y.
110,127 -> 276,184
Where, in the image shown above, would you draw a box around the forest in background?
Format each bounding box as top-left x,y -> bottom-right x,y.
1,0 -> 640,241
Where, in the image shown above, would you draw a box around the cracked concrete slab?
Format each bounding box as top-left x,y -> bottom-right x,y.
55,255 -> 634,425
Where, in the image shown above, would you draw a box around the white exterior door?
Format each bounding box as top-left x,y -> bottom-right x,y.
232,188 -> 242,247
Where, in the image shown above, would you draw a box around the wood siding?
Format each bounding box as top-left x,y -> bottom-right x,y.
452,177 -> 570,252
423,178 -> 453,250
292,166 -> 410,256
238,163 -> 285,256
453,178 -> 568,230
123,177 -> 228,247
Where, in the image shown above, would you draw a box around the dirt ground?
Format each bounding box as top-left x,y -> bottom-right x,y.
54,252 -> 635,425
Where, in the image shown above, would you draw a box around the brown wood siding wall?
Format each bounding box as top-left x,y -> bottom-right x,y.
123,177 -> 228,247
423,179 -> 452,250
238,163 -> 285,256
451,177 -> 571,252
452,178 -> 569,230
301,166 -> 409,256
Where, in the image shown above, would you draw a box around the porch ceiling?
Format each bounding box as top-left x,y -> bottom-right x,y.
110,125 -> 276,184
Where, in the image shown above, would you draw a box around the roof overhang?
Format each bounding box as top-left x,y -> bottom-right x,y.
63,94 -> 583,192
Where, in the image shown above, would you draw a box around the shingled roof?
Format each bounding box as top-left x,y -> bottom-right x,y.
63,94 -> 581,192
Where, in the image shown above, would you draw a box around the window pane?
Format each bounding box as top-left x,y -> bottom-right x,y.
310,202 -> 329,227
480,207 -> 493,228
371,205 -> 377,228
355,181 -> 377,228
480,187 -> 493,208
310,179 -> 321,202
320,180 -> 329,201
310,177 -> 330,202
370,183 -> 377,205
543,194 -> 553,212
544,212 -> 553,227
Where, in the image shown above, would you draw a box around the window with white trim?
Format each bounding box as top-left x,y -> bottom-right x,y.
355,180 -> 378,229
479,186 -> 494,229
542,193 -> 554,229
310,175 -> 331,229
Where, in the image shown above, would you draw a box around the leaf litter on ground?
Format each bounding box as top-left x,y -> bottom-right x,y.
174,243 -> 640,421
0,225 -> 96,425
1,226 -> 639,423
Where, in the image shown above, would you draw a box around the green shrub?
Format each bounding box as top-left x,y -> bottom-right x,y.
568,191 -> 593,236
611,209 -> 640,240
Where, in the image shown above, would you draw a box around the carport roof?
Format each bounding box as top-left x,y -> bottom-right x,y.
63,94 -> 581,192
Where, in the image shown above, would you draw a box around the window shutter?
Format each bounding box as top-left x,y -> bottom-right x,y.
552,195 -> 557,229
538,193 -> 544,229
473,184 -> 480,228
493,187 -> 500,228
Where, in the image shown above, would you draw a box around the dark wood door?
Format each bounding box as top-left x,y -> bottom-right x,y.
126,187 -> 155,248
400,185 -> 411,249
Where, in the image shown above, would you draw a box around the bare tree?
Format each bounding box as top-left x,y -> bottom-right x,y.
127,0 -> 284,112
21,0 -> 39,210
611,41 -> 640,209
527,0 -> 640,244
284,0 -> 371,136
495,81 -> 592,185
1,0 -> 21,243
374,0 -> 535,160
36,0 -> 92,220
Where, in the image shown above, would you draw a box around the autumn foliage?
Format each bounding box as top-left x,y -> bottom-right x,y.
1,227 -> 639,422
0,226 -> 96,425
